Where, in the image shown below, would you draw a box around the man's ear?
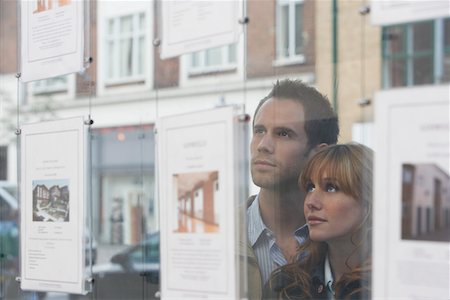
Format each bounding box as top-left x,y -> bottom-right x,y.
308,143 -> 328,158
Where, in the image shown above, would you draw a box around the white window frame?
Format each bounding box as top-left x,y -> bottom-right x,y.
187,44 -> 238,76
97,2 -> 153,96
274,0 -> 305,66
105,12 -> 146,85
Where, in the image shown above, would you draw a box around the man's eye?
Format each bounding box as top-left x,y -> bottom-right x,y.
306,182 -> 315,193
278,130 -> 290,137
325,183 -> 339,193
254,128 -> 264,134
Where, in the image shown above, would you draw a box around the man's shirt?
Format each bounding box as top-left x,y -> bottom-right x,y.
247,195 -> 309,285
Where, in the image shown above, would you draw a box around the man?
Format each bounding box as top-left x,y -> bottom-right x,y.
242,79 -> 339,299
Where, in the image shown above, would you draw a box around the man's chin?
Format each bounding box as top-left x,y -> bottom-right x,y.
251,176 -> 279,189
252,175 -> 299,191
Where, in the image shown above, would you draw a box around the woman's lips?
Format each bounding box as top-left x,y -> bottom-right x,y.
307,216 -> 327,225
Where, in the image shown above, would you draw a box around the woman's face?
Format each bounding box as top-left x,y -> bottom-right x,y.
303,173 -> 364,243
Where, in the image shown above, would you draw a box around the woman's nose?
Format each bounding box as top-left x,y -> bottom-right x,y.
305,192 -> 322,211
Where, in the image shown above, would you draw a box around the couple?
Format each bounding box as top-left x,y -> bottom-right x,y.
245,79 -> 373,299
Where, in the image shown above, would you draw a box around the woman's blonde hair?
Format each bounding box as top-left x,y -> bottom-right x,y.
299,142 -> 373,211
270,143 -> 374,299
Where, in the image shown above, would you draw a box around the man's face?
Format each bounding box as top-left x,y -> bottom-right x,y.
250,98 -> 310,190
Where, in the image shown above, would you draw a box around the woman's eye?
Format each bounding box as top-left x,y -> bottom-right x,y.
325,183 -> 338,192
306,182 -> 315,193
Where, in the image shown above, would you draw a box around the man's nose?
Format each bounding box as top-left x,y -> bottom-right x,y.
257,134 -> 275,153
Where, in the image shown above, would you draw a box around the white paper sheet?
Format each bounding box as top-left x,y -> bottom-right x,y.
160,1 -> 242,59
371,0 -> 450,26
373,85 -> 450,299
20,0 -> 84,82
157,106 -> 245,299
20,116 -> 87,294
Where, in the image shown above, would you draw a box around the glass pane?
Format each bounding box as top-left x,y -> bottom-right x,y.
388,58 -> 407,87
107,19 -> 115,35
413,21 -> 433,52
107,41 -> 115,79
280,5 -> 289,58
205,47 -> 222,66
228,44 -> 237,63
191,52 -> 200,68
444,18 -> 450,47
139,13 -> 145,31
413,56 -> 434,85
120,15 -> 133,34
138,37 -> 145,75
294,3 -> 304,55
383,25 -> 406,56
120,38 -> 133,77
443,53 -> 450,82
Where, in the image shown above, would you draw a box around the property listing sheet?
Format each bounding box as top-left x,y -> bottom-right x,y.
373,85 -> 450,300
20,117 -> 87,294
20,0 -> 84,82
157,106 -> 243,299
161,0 -> 242,59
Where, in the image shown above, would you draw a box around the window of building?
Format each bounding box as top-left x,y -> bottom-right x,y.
32,76 -> 68,95
188,44 -> 237,75
105,12 -> 146,84
382,18 -> 450,88
443,18 -> 450,82
0,146 -> 7,180
275,0 -> 305,65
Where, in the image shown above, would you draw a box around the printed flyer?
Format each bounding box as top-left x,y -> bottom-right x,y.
160,0 -> 242,59
157,106 -> 247,299
20,0 -> 84,82
373,85 -> 450,299
20,117 -> 88,294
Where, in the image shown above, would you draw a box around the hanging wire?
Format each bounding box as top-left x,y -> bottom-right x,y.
137,121 -> 147,300
81,1 -> 95,298
357,2 -> 372,147
239,0 -> 249,115
358,3 -> 371,109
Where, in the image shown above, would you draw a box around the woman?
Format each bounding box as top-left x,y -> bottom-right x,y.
264,143 -> 373,299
